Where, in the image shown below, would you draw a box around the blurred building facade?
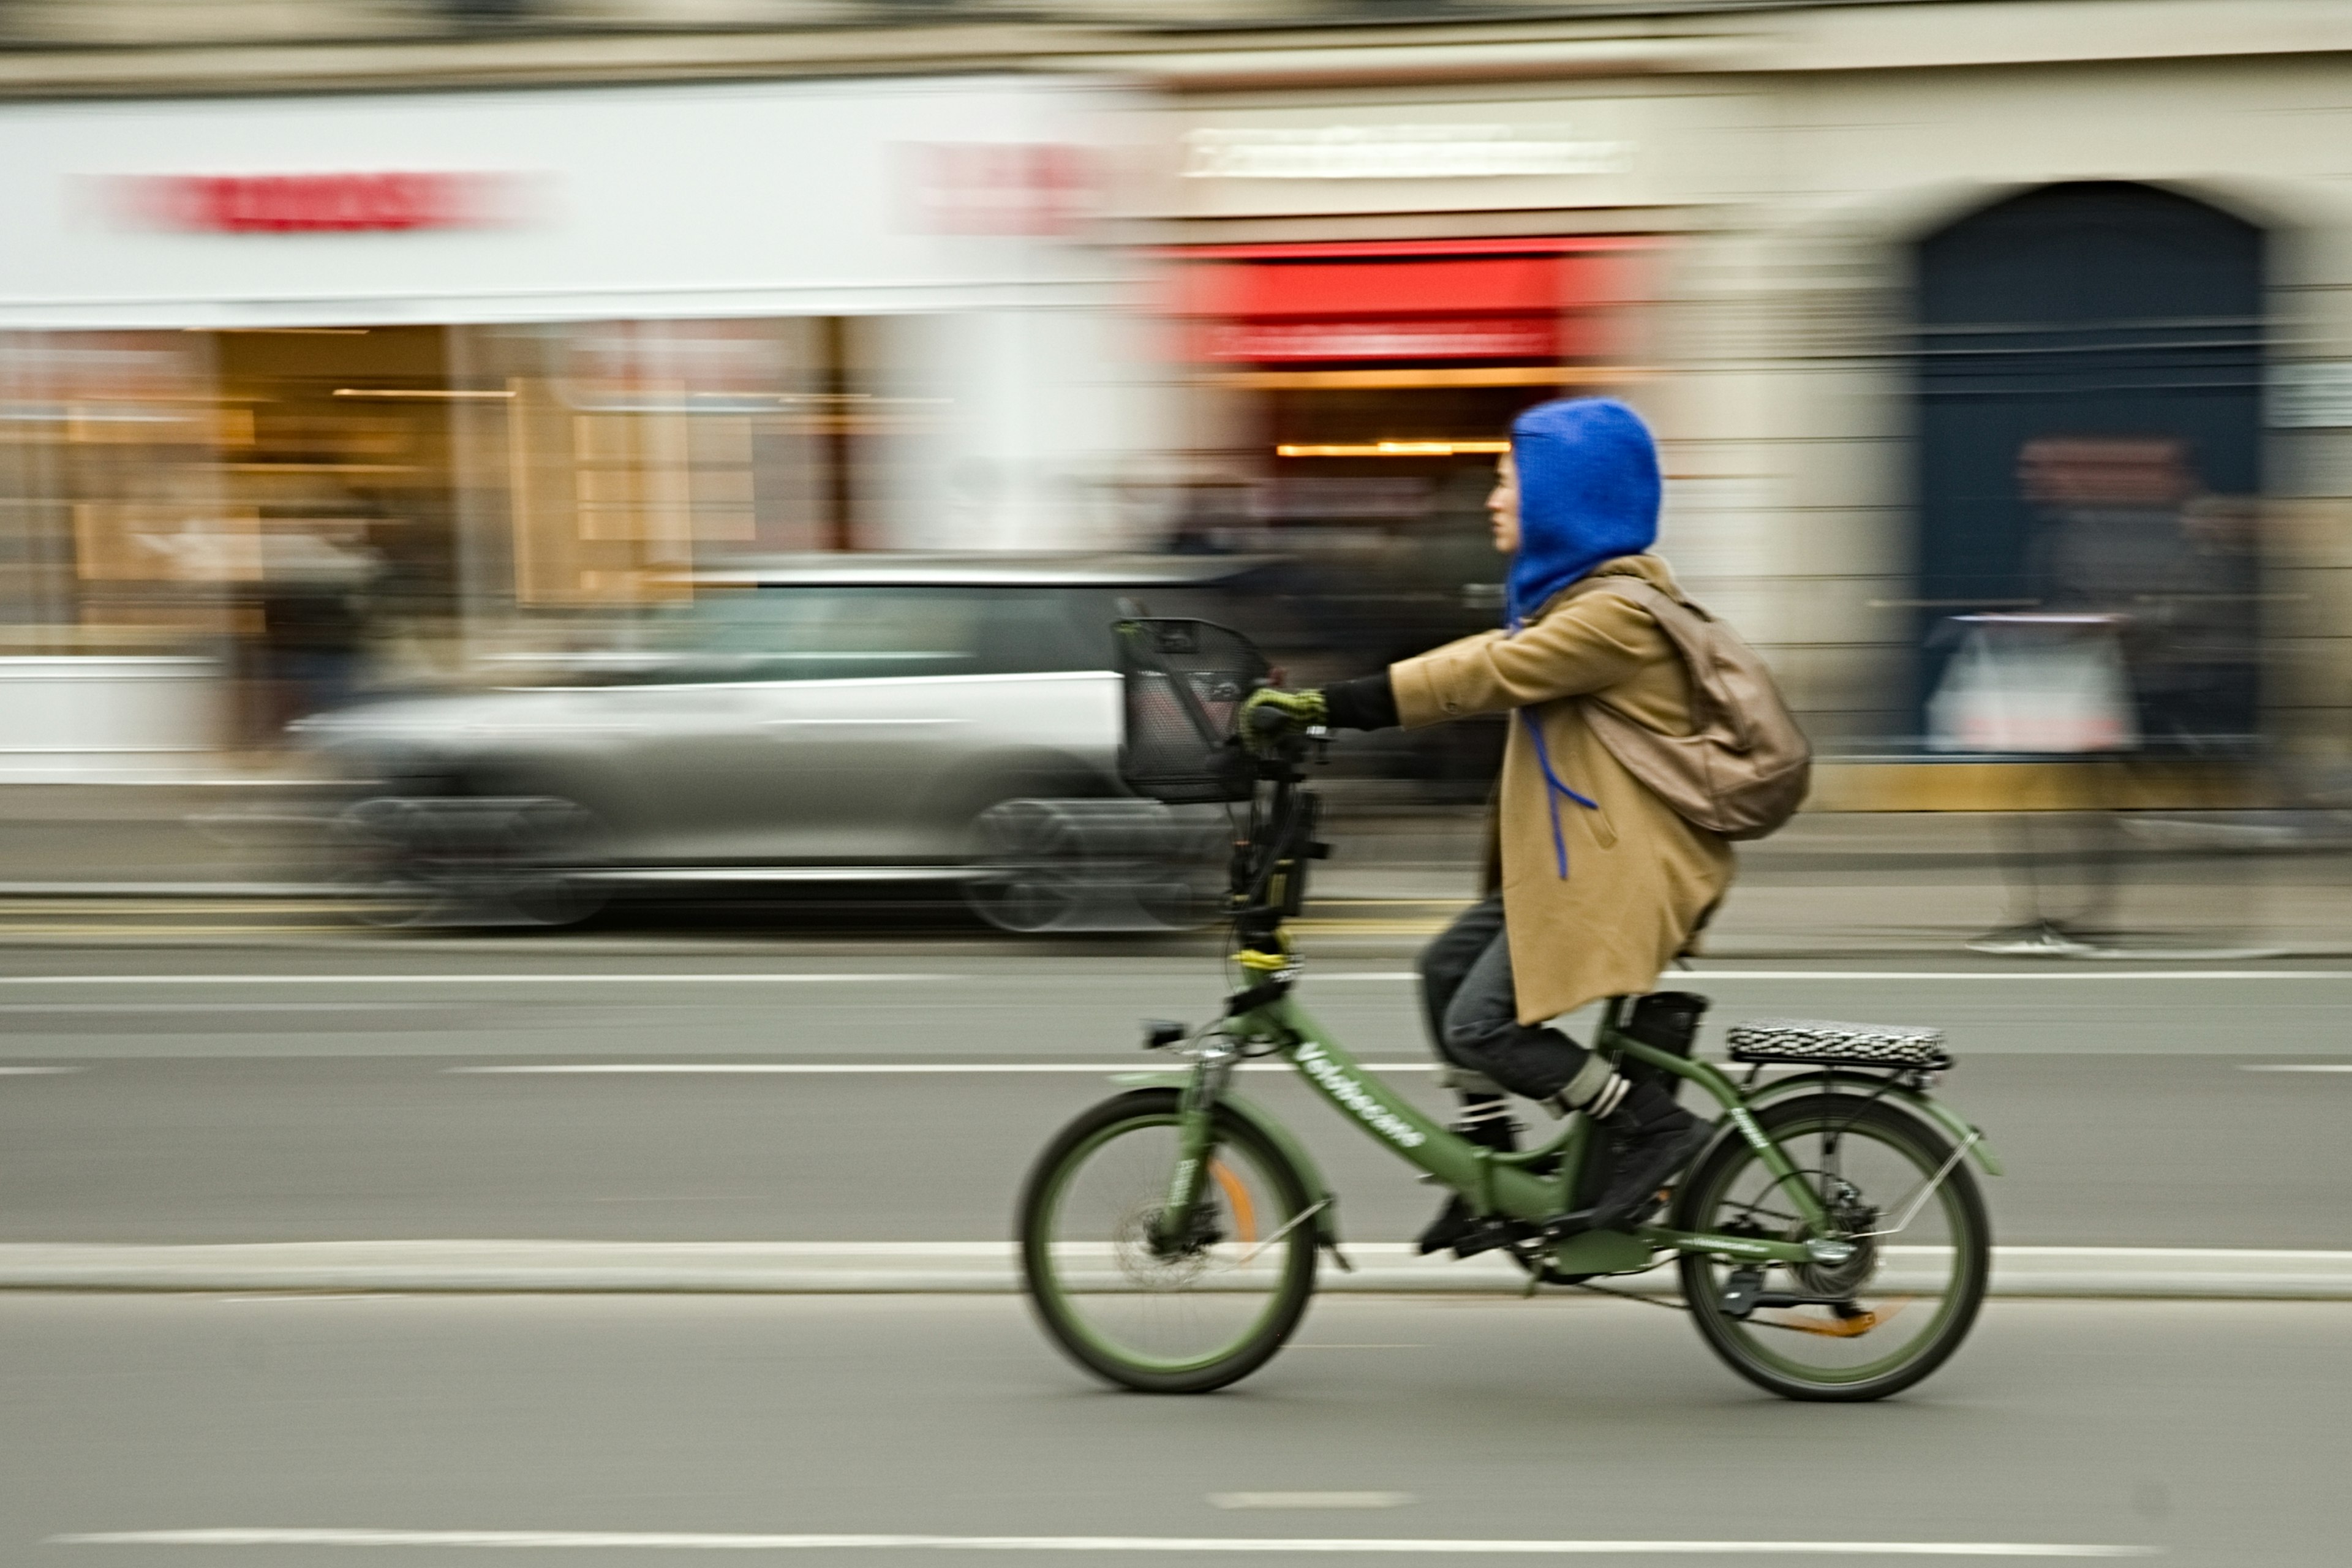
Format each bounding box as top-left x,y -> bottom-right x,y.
0,69 -> 1158,766
1128,1 -> 2342,782
1,0 -> 2349,785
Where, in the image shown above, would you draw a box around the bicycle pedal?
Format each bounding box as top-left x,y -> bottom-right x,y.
1720,1266 -> 1765,1319
1451,1221 -> 1532,1261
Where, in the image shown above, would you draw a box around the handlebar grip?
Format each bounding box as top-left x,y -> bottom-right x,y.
1246,703 -> 1292,736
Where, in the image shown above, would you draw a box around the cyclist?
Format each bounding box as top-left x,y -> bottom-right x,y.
1243,397 -> 1734,1245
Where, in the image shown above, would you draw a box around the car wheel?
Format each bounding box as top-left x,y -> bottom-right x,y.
964,799 -> 1227,935
334,794 -> 608,930
963,799 -> 1093,934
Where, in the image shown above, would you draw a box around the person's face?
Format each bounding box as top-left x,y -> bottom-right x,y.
1487,451 -> 1520,556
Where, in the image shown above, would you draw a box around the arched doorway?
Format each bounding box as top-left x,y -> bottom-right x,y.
1912,181 -> 2266,746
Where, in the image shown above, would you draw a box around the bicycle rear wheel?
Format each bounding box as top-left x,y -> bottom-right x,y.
1673,1094 -> 1990,1402
1019,1088 -> 1317,1393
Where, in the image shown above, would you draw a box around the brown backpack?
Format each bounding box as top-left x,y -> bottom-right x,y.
1575,578 -> 1812,841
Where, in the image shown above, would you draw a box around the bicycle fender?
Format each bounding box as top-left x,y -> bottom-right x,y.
1737,1071 -> 2003,1177
1110,1072 -> 1343,1250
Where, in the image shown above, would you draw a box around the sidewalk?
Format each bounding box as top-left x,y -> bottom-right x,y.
1316,802 -> 2352,960
0,782 -> 2347,958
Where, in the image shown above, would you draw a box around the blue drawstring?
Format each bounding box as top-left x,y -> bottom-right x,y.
1503,613 -> 1598,879
1518,708 -> 1597,879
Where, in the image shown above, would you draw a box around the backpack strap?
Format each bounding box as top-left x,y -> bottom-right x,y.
1581,576 -> 1754,754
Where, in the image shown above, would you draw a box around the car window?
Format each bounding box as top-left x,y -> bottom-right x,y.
649,586 -> 1093,683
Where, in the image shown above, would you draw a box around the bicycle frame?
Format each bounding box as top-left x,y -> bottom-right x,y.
1140,712 -> 1997,1285
1148,993 -> 2000,1281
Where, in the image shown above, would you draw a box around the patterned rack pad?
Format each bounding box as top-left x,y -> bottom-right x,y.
1725,1018 -> 1951,1069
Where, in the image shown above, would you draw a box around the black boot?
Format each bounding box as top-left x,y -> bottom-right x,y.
1585,1077 -> 1712,1232
1416,1096 -> 1515,1256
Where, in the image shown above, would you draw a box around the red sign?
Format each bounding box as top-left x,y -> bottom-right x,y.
117,172 -> 514,233
1206,318 -> 1560,363
1176,241 -> 1645,365
909,144 -> 1099,237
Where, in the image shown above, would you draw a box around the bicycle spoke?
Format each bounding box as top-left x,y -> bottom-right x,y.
1028,1111 -> 1307,1379
1681,1100 -> 1984,1395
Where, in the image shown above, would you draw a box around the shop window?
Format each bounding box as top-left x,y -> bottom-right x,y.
1912,181 -> 2265,748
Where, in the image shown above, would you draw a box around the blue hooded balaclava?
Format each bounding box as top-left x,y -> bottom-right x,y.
1504,398 -> 1661,627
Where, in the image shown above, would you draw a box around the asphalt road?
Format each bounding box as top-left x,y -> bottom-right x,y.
6,1292 -> 2343,1564
0,950 -> 2348,1249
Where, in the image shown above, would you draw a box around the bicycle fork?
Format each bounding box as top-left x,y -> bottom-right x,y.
1150,1042 -> 1240,1254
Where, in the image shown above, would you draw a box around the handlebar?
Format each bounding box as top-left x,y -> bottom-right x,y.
1246,703 -> 1294,737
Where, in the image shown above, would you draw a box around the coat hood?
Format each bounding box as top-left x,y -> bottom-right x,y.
1506,398 -> 1661,627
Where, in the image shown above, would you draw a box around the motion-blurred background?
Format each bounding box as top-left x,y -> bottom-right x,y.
6,13 -> 2352,1561
0,0 -> 2340,951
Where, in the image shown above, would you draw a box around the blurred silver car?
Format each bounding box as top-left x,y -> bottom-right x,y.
300,554 -> 1281,931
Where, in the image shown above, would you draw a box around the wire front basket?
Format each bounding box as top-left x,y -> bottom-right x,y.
1117,618 -> 1269,805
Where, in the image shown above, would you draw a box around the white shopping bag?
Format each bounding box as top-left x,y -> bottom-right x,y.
1926,614 -> 2138,755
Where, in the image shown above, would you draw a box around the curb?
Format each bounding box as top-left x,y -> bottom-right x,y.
1,1242 -> 2348,1299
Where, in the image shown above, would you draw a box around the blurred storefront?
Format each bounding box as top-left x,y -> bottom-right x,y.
1164,236 -> 1649,660
1128,11 -> 2352,801
6,1 -> 2352,799
0,75 -> 1155,771
1150,230 -> 1654,788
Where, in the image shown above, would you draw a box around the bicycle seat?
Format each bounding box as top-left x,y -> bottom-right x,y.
1725,1018 -> 1950,1070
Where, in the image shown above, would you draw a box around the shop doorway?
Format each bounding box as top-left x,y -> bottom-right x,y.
1174,238 -> 1649,793
1912,180 -> 2266,746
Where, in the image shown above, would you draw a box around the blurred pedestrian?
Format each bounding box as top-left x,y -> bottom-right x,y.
1957,436 -> 2259,954
255,519 -> 381,734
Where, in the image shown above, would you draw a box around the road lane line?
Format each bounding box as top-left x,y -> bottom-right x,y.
445,1063 -> 1442,1074
1678,970 -> 2349,981
1,968 -> 2346,989
0,1002 -> 439,1013
48,1529 -> 2157,1556
2239,1064 -> 2352,1072
1324,970 -> 2352,982
0,973 -> 945,986
1210,1494 -> 1417,1511
5,1242 -> 2345,1297
0,1065 -> 79,1074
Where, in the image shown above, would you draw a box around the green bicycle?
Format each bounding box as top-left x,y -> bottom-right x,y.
1019,619 -> 1998,1401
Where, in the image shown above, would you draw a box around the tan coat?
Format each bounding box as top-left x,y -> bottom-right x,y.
1389,554 -> 1736,1025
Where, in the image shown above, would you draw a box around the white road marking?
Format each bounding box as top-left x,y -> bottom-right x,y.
2239,1064 -> 2352,1072
48,1529 -> 2157,1556
1684,970 -> 2343,981
0,1065 -> 80,1074
0,968 -> 2340,991
0,973 -> 944,987
1324,970 -> 2352,982
1210,1495 -> 1417,1511
447,1063 -> 1441,1074
0,1003 -> 436,1013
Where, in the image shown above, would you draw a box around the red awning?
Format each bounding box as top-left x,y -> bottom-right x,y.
1173,239 -> 1646,365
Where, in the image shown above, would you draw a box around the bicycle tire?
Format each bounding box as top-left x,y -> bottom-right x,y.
1672,1094 -> 1991,1403
1019,1088 -> 1317,1393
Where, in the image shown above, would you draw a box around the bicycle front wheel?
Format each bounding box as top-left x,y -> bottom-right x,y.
1019,1088 -> 1317,1393
1673,1094 -> 1991,1403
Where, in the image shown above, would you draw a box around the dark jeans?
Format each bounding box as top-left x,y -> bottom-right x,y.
1415,893 -> 1596,1102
